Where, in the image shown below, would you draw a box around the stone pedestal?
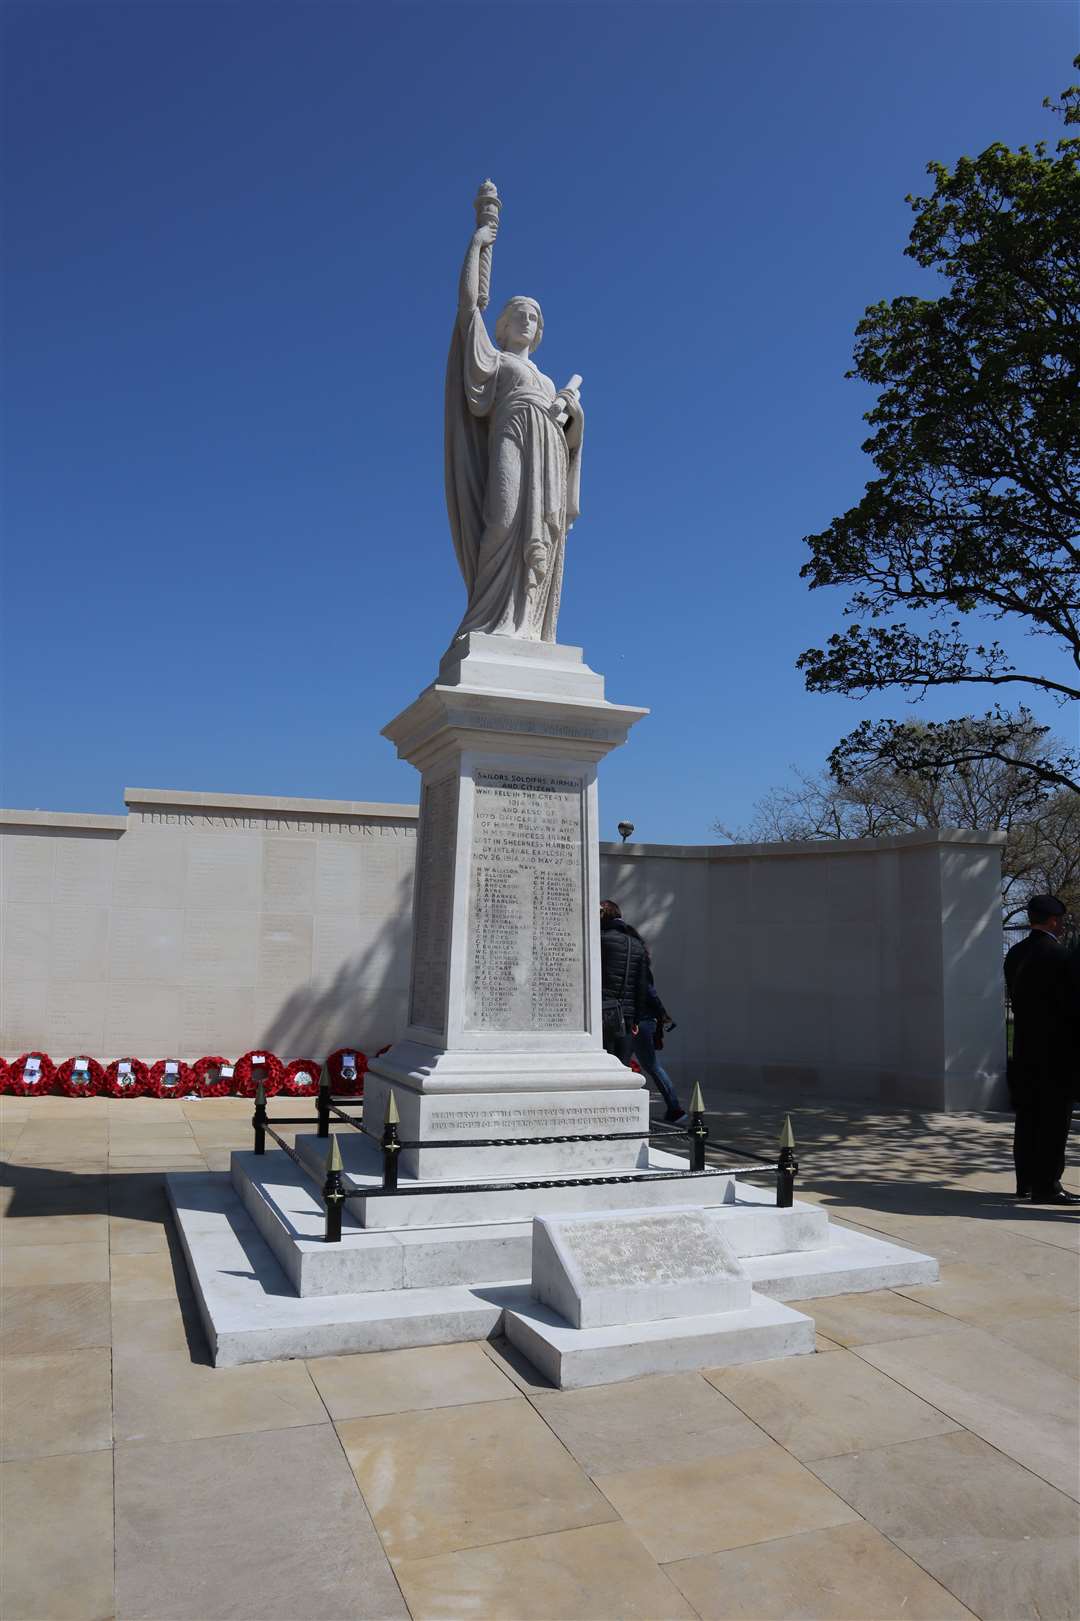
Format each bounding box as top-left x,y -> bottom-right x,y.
365,635 -> 648,1181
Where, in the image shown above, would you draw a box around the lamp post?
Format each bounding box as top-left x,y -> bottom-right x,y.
617,821 -> 635,843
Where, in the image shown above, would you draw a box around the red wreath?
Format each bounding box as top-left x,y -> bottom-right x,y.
233,1050 -> 284,1097
279,1058 -> 321,1097
55,1056 -> 106,1096
7,1051 -> 55,1097
102,1057 -> 149,1098
323,1047 -> 367,1096
0,1057 -> 9,1094
190,1055 -> 232,1097
145,1058 -> 195,1098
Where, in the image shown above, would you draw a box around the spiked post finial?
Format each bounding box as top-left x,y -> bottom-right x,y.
327,1133 -> 342,1173
779,1115 -> 795,1149
386,1089 -> 400,1127
318,1063 -> 330,1091
690,1081 -> 705,1117
254,1080 -> 266,1107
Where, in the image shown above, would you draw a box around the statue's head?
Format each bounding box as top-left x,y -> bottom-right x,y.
496,296 -> 544,354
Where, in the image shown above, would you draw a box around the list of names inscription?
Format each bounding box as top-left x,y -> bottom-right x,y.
465,769 -> 585,1031
409,774 -> 457,1030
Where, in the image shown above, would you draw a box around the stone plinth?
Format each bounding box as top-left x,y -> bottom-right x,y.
366,635 -> 648,1180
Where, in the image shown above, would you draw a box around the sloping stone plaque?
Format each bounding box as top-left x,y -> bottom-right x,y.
532,1206 -> 751,1329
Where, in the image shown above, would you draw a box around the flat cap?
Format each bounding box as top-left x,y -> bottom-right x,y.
1027,894 -> 1067,920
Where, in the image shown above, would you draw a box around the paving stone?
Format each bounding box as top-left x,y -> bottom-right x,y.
1,1239 -> 109,1286
114,1345 -> 327,1444
114,1423 -> 407,1619
705,1346 -> 958,1461
0,1449 -> 115,1620
789,1288 -> 964,1347
308,1341 -> 518,1420
111,1294 -> 207,1359
338,1397 -> 616,1561
108,1212 -> 170,1253
810,1429 -> 1080,1621
529,1370 -> 770,1476
666,1520 -> 975,1619
109,1250 -> 181,1302
394,1519 -> 696,1620
1,1283 -> 111,1356
1,1349 -> 112,1459
897,1260 -> 1077,1324
592,1440 -> 860,1563
855,1325 -> 1080,1499
986,1310 -> 1080,1378
1,1210 -> 109,1247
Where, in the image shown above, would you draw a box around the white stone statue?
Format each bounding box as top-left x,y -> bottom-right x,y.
445,181 -> 584,643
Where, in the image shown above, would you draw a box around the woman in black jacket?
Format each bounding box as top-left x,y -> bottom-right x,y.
599,901 -> 687,1122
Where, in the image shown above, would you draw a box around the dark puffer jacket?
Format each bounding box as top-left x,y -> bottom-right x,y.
600,919 -> 651,1023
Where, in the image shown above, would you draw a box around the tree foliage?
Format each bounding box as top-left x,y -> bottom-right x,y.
797,62 -> 1080,795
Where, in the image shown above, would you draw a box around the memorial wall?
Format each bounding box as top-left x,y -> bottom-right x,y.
0,786 -> 1006,1109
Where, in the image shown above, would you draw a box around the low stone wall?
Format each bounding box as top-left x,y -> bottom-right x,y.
598,829 -> 1008,1111
1,788 -> 1006,1109
0,789 -> 417,1064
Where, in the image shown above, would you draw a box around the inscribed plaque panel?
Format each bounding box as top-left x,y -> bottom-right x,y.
409,775 -> 458,1032
465,769 -> 585,1032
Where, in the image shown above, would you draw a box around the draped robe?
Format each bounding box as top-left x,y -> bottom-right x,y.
445,309 -> 582,643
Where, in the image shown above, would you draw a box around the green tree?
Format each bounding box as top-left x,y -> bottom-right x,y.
797,62 -> 1080,798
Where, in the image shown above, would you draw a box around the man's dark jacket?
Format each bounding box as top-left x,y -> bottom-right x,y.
1004,929 -> 1080,1082
600,920 -> 650,1023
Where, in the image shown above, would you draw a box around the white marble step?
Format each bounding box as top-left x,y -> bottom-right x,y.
167,1171 -> 511,1366
231,1150 -> 533,1296
742,1228 -> 938,1300
231,1147 -> 835,1297
290,1132 -> 740,1229
502,1290 -> 816,1389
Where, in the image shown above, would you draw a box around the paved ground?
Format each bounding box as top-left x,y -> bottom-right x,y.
1,1093 -> 1077,1621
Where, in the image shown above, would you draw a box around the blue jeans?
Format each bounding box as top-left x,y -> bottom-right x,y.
632,1019 -> 681,1114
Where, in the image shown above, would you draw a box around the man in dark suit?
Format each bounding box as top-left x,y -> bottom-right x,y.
1004,895 -> 1080,1205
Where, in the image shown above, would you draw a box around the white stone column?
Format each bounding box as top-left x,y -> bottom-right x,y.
365,635 -> 649,1179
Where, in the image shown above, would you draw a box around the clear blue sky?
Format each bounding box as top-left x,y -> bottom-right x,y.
3,1 -> 1076,841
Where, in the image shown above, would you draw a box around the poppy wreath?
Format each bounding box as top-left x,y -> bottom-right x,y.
8,1051 -> 56,1097
102,1057 -> 149,1098
323,1047 -> 367,1096
55,1056 -> 106,1096
146,1059 -> 195,1098
0,1056 -> 9,1094
280,1058 -> 321,1097
233,1050 -> 284,1097
192,1055 -> 232,1098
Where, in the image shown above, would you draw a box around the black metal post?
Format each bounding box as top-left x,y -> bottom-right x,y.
316,1065 -> 331,1139
776,1115 -> 798,1207
323,1136 -> 345,1243
252,1080 -> 267,1155
687,1080 -> 708,1173
382,1090 -> 400,1191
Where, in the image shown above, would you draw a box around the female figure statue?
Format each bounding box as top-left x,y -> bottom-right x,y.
445,185 -> 584,643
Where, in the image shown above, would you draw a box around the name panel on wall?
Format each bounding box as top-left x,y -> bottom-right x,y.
465,768 -> 585,1033
408,775 -> 458,1032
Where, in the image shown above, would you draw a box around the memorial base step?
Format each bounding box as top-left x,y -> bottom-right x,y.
168,1170 -> 938,1373
502,1291 -> 816,1389
229,1148 -> 834,1297
287,1135 -> 740,1229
